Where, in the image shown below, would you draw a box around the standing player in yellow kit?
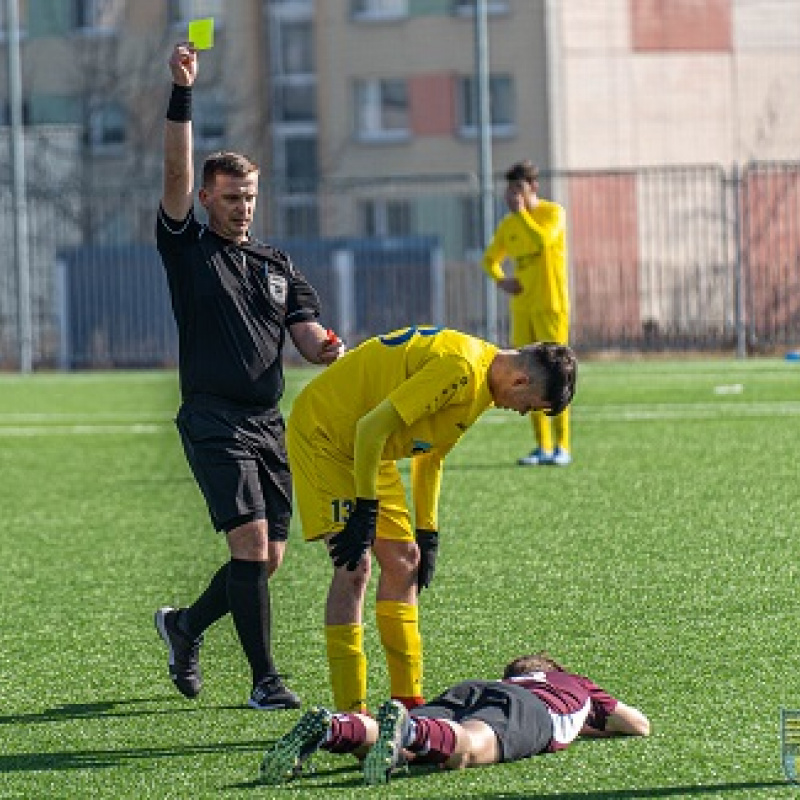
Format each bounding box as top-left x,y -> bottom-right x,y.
482,160 -> 572,466
286,326 -> 576,714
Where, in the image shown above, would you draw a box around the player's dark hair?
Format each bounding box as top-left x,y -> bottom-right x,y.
518,342 -> 577,417
503,651 -> 566,678
202,151 -> 259,188
504,159 -> 539,185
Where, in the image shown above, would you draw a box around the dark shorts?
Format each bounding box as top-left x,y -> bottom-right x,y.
412,680 -> 553,762
176,395 -> 292,538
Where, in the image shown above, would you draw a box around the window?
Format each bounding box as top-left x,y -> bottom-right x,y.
195,96 -> 226,148
278,19 -> 314,75
451,0 -> 510,15
73,0 -> 125,32
359,199 -> 412,237
352,0 -> 407,21
279,199 -> 319,238
284,138 -> 318,191
169,0 -> 223,27
87,102 -> 126,150
457,74 -> 515,137
354,79 -> 409,142
273,81 -> 316,123
460,196 -> 482,251
1,101 -> 30,127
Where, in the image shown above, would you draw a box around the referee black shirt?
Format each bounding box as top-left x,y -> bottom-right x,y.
156,206 -> 321,407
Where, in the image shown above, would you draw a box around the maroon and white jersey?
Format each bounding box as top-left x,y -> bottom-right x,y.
503,671 -> 618,751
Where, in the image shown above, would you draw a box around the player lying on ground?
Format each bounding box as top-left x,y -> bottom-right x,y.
259,651 -> 650,786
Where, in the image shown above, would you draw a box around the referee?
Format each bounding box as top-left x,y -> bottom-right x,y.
153,42 -> 342,710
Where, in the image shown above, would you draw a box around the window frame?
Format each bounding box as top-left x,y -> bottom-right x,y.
451,0 -> 510,17
169,0 -> 224,30
457,73 -> 516,139
86,100 -> 127,153
72,0 -> 126,35
354,78 -> 410,143
358,198 -> 413,237
351,0 -> 408,23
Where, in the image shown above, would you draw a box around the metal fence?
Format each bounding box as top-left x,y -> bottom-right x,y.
0,162 -> 798,369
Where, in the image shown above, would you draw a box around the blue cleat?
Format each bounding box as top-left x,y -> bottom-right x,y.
517,447 -> 553,466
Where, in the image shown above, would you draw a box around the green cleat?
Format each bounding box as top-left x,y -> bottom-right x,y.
363,699 -> 410,786
259,706 -> 332,785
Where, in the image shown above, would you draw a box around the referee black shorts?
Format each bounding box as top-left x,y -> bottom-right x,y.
176,395 -> 292,539
411,680 -> 553,762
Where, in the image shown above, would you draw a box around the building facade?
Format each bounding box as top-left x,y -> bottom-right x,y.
0,0 -> 798,366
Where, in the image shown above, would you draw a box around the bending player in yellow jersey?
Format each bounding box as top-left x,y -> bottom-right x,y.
482,160 -> 572,466
286,326 -> 576,714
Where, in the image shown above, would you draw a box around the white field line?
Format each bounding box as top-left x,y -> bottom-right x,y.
0,413 -> 170,436
482,400 -> 800,424
1,399 -> 798,436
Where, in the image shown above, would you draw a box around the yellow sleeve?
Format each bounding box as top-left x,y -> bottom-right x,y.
520,203 -> 565,246
388,356 -> 469,426
354,399 -> 404,498
411,451 -> 444,531
481,223 -> 508,282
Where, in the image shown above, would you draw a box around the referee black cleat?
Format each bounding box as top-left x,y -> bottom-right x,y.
248,674 -> 302,710
154,606 -> 203,699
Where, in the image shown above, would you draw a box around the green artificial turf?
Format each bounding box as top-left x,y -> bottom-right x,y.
1,358 -> 799,798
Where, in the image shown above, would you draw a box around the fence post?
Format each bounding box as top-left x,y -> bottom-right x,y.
730,163 -> 746,359
54,258 -> 70,370
332,248 -> 355,344
6,0 -> 32,372
431,245 -> 445,327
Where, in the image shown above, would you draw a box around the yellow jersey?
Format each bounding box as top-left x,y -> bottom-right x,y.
290,326 -> 498,462
482,199 -> 569,315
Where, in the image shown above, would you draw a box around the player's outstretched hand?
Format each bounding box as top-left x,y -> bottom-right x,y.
415,529 -> 439,591
330,498 -> 379,570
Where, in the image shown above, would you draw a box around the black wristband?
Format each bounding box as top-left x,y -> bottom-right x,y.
166,84 -> 192,122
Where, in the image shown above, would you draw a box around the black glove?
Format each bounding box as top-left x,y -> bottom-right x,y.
329,498 -> 379,571
415,529 -> 439,591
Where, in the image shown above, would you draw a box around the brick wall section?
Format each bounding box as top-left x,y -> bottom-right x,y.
742,166 -> 800,339
569,173 -> 642,342
630,0 -> 732,52
409,73 -> 456,136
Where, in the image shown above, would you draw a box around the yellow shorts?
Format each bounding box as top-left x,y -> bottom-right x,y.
287,415 -> 413,543
510,307 -> 568,348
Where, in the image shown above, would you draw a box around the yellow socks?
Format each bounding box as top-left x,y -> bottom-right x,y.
553,406 -> 570,452
532,408 -> 570,452
326,623 -> 367,713
326,603 -> 424,712
376,600 -> 424,705
531,409 -> 552,452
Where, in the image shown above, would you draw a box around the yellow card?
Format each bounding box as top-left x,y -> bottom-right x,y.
188,18 -> 214,50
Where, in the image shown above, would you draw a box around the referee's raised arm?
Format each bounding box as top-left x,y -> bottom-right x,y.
161,42 -> 196,221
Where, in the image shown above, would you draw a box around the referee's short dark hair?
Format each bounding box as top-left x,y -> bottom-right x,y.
202,151 -> 259,188
504,160 -> 539,185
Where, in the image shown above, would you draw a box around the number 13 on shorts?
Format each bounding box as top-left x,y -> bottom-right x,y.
331,498 -> 355,524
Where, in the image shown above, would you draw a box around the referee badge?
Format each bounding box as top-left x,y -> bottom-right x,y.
266,273 -> 288,305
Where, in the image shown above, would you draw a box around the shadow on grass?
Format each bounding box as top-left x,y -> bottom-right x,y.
0,740 -> 267,773
227,771 -> 788,797
0,697 -> 199,726
499,783 -> 789,799
228,762 -> 365,791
